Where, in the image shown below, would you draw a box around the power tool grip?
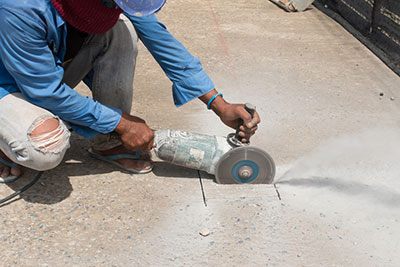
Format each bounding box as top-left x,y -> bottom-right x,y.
235,103 -> 256,141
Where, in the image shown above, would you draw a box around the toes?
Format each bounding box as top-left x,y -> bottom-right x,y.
0,166 -> 10,178
136,160 -> 152,170
0,162 -> 22,178
10,166 -> 22,177
117,158 -> 153,171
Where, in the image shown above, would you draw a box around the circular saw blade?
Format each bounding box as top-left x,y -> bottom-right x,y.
215,146 -> 275,184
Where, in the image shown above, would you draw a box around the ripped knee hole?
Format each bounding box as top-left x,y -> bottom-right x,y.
28,116 -> 70,152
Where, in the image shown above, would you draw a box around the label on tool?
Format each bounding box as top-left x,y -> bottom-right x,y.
153,130 -> 232,174
187,148 -> 205,169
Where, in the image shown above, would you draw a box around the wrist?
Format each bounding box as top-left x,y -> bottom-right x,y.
206,92 -> 223,109
114,111 -> 128,135
199,89 -> 229,116
210,94 -> 228,116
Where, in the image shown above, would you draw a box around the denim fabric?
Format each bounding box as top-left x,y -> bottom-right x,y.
0,93 -> 71,171
0,0 -> 122,138
63,16 -> 138,149
0,17 -> 137,170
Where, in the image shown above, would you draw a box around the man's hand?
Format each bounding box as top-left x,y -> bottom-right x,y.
114,112 -> 154,151
218,103 -> 260,143
199,90 -> 261,143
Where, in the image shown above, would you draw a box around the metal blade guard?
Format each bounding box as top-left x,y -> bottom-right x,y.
215,146 -> 275,184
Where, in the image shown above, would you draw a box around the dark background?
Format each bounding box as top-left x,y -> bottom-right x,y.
317,0 -> 400,75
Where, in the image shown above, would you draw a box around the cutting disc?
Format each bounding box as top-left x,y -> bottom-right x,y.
215,146 -> 275,184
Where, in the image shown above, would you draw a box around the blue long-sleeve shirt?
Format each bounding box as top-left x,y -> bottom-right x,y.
0,0 -> 214,139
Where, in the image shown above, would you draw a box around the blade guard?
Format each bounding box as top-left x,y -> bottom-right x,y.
214,146 -> 276,184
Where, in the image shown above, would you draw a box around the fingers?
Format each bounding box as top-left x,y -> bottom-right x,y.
237,108 -> 261,143
239,125 -> 258,134
236,106 -> 261,127
237,106 -> 253,125
137,129 -> 155,151
133,137 -> 154,151
246,111 -> 261,128
122,130 -> 154,151
117,114 -> 155,151
238,124 -> 258,143
144,133 -> 155,151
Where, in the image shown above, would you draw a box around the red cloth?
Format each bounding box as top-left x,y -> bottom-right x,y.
51,0 -> 123,34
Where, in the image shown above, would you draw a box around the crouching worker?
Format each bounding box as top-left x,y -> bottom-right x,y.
0,0 -> 261,183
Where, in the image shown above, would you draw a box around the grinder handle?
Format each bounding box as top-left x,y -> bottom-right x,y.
235,103 -> 256,142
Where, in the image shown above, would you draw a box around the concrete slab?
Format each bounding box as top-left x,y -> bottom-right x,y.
1,0 -> 400,266
275,129 -> 400,266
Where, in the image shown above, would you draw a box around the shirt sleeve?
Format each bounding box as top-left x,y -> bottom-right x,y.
126,13 -> 215,107
0,8 -> 122,135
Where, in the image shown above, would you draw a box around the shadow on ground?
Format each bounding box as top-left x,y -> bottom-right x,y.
152,162 -> 214,180
2,133 -> 214,205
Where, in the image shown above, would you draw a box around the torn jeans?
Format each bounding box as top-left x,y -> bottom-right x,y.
0,16 -> 138,170
0,93 -> 71,171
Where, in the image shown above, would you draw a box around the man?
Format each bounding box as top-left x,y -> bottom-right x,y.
0,0 -> 260,183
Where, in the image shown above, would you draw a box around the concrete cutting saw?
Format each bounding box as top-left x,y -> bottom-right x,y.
153,104 -> 276,184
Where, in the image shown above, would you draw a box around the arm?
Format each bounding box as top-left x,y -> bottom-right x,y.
199,89 -> 260,143
0,8 -> 122,136
126,13 -> 215,106
127,14 -> 260,142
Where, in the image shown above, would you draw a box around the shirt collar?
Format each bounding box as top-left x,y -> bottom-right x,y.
51,2 -> 66,28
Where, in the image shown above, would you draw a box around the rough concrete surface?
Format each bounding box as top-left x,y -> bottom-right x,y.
1,0 -> 400,266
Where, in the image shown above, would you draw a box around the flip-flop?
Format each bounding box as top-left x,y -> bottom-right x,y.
0,157 -> 22,183
88,148 -> 153,174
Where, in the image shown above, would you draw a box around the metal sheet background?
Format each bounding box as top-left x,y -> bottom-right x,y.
317,0 -> 400,75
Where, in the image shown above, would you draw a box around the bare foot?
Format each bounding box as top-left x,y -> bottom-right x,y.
91,145 -> 153,173
0,150 -> 23,179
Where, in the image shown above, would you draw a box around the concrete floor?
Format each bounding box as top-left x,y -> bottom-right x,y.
1,0 -> 400,266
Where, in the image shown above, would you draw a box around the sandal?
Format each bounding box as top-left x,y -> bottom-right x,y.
88,148 -> 153,174
0,157 -> 22,183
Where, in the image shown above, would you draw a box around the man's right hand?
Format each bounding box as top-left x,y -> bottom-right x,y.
114,112 -> 154,151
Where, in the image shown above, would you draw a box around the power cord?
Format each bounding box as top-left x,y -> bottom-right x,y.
0,171 -> 43,206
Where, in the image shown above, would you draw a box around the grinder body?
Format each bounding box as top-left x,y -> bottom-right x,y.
153,130 -> 231,175
153,130 -> 276,184
153,104 -> 276,184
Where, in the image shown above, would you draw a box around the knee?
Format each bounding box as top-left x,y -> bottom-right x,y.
27,116 -> 70,171
116,16 -> 139,56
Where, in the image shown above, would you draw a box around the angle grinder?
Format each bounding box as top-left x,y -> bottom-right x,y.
153,103 -> 276,184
